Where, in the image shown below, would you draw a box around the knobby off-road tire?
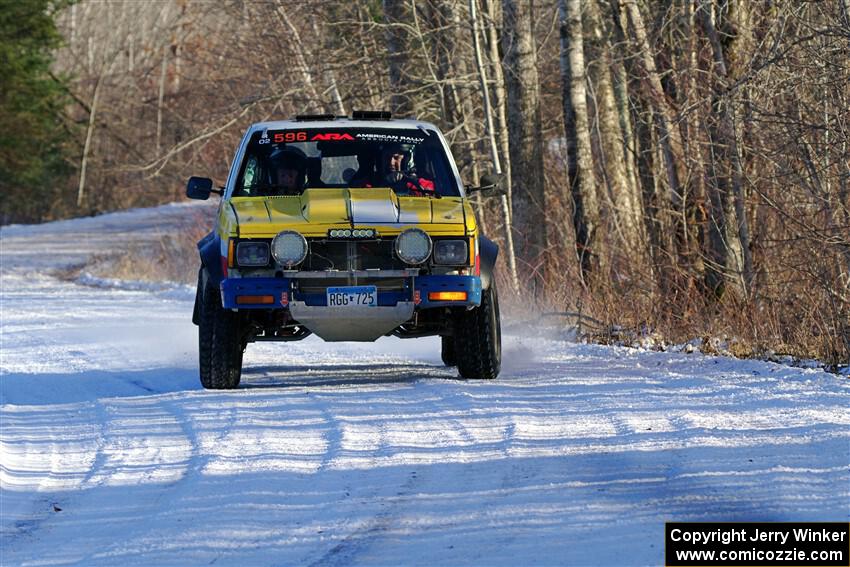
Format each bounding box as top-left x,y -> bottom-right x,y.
198,277 -> 244,389
453,284 -> 501,380
441,335 -> 456,367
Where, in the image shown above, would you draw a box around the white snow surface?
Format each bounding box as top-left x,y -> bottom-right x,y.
1,203 -> 848,566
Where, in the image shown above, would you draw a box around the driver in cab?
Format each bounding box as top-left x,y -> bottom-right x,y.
350,143 -> 436,196
266,147 -> 306,196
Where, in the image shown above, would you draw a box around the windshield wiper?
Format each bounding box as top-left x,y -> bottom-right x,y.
249,183 -> 301,196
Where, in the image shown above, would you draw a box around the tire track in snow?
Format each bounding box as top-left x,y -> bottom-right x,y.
80,394 -> 191,488
70,392 -> 237,566
302,378 -> 463,567
80,400 -> 110,489
311,392 -> 344,475
306,467 -> 422,567
0,400 -> 100,551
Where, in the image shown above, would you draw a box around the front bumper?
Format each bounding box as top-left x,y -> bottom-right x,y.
220,273 -> 482,310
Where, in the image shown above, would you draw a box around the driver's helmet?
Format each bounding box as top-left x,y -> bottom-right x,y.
269,146 -> 307,188
380,142 -> 416,184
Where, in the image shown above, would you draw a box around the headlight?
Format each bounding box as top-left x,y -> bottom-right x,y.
236,241 -> 270,266
271,231 -> 308,267
395,228 -> 432,265
433,240 -> 468,265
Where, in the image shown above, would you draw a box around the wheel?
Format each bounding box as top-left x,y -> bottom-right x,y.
441,335 -> 456,367
198,274 -> 243,389
198,274 -> 214,386
192,269 -> 203,325
453,283 -> 501,380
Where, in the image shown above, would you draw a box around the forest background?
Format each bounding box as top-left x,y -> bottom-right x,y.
1,0 -> 848,366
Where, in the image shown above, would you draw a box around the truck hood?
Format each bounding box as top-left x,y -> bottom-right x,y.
230,188 -> 468,236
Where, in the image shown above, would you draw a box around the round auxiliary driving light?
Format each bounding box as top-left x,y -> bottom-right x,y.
271,230 -> 308,267
395,228 -> 432,265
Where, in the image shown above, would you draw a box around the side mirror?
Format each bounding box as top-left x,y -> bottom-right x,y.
186,176 -> 216,200
470,172 -> 506,197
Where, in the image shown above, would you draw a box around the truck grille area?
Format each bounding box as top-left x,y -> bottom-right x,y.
303,239 -> 407,271
297,277 -> 407,295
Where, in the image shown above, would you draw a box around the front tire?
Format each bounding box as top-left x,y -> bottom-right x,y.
453,284 -> 501,380
198,276 -> 243,389
441,335 -> 456,367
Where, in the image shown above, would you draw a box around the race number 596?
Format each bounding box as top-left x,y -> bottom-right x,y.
273,132 -> 307,143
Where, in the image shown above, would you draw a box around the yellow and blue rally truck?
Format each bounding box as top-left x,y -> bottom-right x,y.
187,111 -> 503,388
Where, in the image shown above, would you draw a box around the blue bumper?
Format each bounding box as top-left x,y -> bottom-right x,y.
220,274 -> 482,310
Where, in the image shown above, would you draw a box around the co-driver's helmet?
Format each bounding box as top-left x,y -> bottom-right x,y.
380,142 -> 416,184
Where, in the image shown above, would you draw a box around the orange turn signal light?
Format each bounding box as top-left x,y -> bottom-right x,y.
428,291 -> 467,301
236,295 -> 275,305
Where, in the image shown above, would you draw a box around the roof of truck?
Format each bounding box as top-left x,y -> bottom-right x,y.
249,115 -> 440,133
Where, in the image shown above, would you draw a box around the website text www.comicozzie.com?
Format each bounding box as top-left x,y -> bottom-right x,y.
673,547 -> 844,564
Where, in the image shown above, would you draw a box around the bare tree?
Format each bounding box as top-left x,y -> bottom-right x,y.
482,0 -> 513,205
470,0 -> 519,292
502,0 -> 548,297
698,0 -> 753,297
383,0 -> 413,116
585,0 -> 644,258
560,0 -> 604,282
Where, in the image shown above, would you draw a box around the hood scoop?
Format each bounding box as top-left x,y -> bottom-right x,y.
347,188 -> 400,223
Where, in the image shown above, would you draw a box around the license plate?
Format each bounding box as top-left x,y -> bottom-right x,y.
326,286 -> 377,307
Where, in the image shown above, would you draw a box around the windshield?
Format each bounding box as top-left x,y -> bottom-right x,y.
233,127 -> 460,198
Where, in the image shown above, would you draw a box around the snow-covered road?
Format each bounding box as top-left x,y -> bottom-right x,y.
1,204 -> 848,566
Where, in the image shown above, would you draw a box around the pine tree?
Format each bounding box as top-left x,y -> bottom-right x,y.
0,0 -> 72,223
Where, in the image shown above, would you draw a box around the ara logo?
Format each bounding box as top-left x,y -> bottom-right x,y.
310,132 -> 354,141
258,129 -> 270,144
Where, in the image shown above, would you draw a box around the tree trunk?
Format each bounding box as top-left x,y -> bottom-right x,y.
607,0 -> 640,218
839,86 -> 850,293
560,0 -> 603,282
276,3 -> 322,113
699,0 -> 752,297
434,0 -> 478,183
310,18 -> 346,116
482,0 -> 513,211
682,0 -> 709,287
434,1 -> 461,132
77,74 -> 104,207
156,47 -> 168,156
620,0 -> 683,209
410,0 -> 446,119
502,0 -> 547,297
585,0 -> 644,258
618,0 -> 690,294
356,4 -> 383,109
383,0 -> 412,116
470,0 -> 520,293
436,0 -> 486,233
726,0 -> 755,294
634,104 -> 673,295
